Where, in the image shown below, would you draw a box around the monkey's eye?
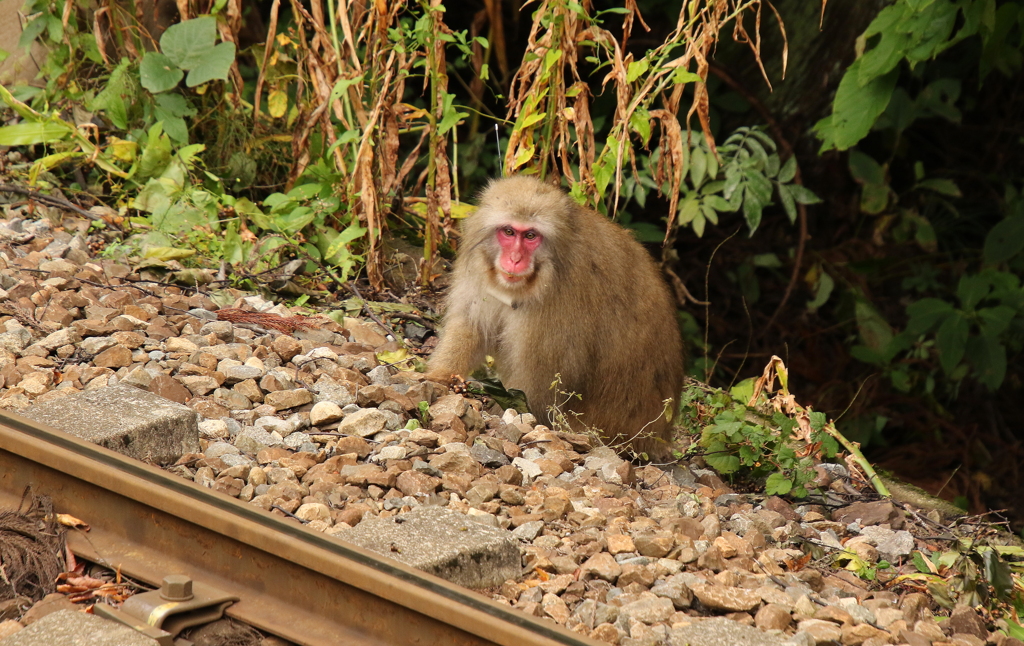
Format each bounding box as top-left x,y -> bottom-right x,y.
501,227 -> 515,237
524,230 -> 537,240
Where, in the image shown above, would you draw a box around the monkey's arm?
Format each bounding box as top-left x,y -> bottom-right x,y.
425,316 -> 487,381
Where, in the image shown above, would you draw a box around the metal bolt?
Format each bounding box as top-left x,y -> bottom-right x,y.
160,574 -> 194,601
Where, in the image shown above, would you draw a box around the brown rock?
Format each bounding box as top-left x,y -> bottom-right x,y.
635,531 -> 674,558
333,435 -> 372,458
755,603 -> 792,632
264,388 -> 313,410
797,618 -> 843,644
832,500 -> 903,529
606,533 -> 636,555
697,544 -> 727,572
691,584 -> 762,612
580,552 -> 621,582
271,335 -> 303,362
842,622 -> 890,646
149,374 -> 192,404
949,606 -> 988,640
93,345 -> 132,368
20,593 -> 76,625
396,470 -> 440,495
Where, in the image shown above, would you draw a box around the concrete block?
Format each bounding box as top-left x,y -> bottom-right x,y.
669,617 -> 788,646
0,609 -> 159,646
336,506 -> 522,589
23,384 -> 200,464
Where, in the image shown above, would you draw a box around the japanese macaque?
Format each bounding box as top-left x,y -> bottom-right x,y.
427,175 -> 684,458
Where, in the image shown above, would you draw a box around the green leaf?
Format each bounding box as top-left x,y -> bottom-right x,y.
629,109 -> 651,144
906,297 -> 954,335
936,311 -> 969,375
849,150 -> 886,185
915,178 -> 961,197
778,184 -> 797,224
814,58 -> 898,151
677,196 -> 700,225
0,121 -> 72,145
672,69 -> 702,85
765,472 -> 793,496
742,186 -> 766,234
704,450 -> 740,475
690,146 -> 707,189
626,59 -> 649,83
778,156 -> 797,183
789,185 -> 822,205
967,335 -> 1006,391
161,16 -> 218,70
957,274 -> 992,311
135,123 -> 173,181
983,216 -> 1024,264
856,300 -> 894,354
185,41 -> 236,87
140,52 -> 183,93
807,270 -> 834,312
977,305 -> 1016,338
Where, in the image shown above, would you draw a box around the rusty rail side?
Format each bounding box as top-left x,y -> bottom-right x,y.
0,411 -> 601,646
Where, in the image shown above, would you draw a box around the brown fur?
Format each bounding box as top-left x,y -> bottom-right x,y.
427,176 -> 684,457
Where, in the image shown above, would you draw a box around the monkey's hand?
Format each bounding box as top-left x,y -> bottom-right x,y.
423,370 -> 461,387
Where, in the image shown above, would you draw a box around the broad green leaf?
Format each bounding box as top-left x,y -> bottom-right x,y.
519,112 -> 546,129
856,300 -> 894,353
143,246 -> 196,260
789,185 -> 822,205
677,196 -> 700,225
778,156 -> 797,183
849,150 -> 886,185
0,121 -> 72,145
629,110 -> 651,145
778,184 -> 797,223
690,146 -> 707,189
967,335 -> 1006,391
935,311 -> 969,374
323,222 -> 368,260
672,69 -> 702,85
135,123 -> 172,181
983,216 -> 1024,264
140,52 -> 183,93
273,206 -> 316,234
906,297 -> 954,335
692,211 -> 706,237
626,59 -> 649,83
765,472 -> 793,495
977,305 -> 1016,338
161,16 -> 218,70
957,274 -> 992,311
742,186 -> 765,235
704,446 -> 740,474
186,41 -> 236,87
915,178 -> 961,197
814,58 -> 898,151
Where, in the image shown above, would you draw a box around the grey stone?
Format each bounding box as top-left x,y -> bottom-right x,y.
0,608 -> 159,646
234,426 -> 280,454
669,617 -> 789,646
470,444 -> 509,467
22,384 -> 199,464
512,520 -> 545,541
334,506 -> 522,589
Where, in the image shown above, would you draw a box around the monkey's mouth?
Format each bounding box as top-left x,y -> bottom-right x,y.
501,271 -> 526,284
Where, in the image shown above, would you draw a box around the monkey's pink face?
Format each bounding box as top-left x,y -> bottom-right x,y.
495,224 -> 543,285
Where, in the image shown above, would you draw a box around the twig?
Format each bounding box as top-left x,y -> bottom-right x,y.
0,184 -> 123,231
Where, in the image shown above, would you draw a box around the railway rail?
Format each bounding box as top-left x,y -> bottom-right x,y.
0,410 -> 601,646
